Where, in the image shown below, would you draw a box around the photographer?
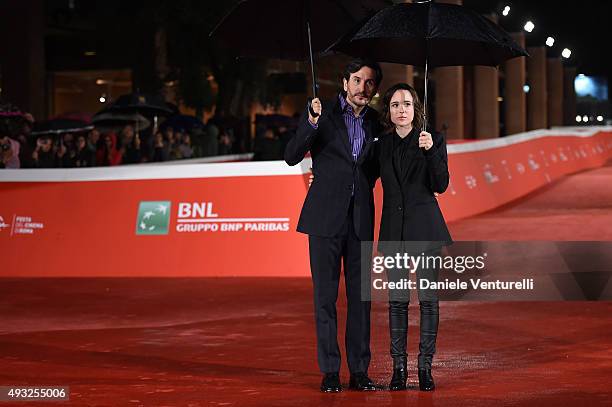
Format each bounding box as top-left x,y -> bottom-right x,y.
31,135 -> 56,168
0,134 -> 20,169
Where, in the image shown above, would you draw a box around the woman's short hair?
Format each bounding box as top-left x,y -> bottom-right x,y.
381,83 -> 424,133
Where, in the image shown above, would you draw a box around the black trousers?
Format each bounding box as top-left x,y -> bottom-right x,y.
308,199 -> 371,374
387,248 -> 440,370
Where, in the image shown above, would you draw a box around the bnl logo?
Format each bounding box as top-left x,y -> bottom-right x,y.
135,201 -> 171,235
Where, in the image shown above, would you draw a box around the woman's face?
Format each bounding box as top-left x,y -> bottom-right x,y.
389,89 -> 414,128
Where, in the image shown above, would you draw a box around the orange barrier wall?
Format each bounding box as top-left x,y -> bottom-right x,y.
1,128 -> 611,277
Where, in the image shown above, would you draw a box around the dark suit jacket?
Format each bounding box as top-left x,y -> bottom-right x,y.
284,96 -> 381,240
373,128 -> 453,250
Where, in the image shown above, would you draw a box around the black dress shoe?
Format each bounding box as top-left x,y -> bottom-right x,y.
349,372 -> 376,391
418,368 -> 435,391
389,367 -> 407,391
320,372 -> 342,392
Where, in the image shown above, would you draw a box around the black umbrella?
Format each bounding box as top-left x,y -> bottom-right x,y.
31,119 -> 94,136
105,92 -> 173,135
107,92 -> 172,116
210,0 -> 390,111
92,112 -> 151,131
333,0 -> 529,129
160,115 -> 205,132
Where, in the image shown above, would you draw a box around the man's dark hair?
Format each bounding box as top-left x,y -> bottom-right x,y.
342,58 -> 383,87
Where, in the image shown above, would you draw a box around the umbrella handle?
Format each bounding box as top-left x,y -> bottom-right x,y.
422,52 -> 429,133
306,21 -> 318,98
307,98 -> 320,118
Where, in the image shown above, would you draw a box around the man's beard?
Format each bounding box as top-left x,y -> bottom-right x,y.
348,90 -> 371,106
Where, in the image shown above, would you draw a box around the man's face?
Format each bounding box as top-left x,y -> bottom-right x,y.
343,66 -> 378,108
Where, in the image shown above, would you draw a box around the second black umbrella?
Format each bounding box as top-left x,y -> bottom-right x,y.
210,0 -> 390,101
333,1 -> 529,130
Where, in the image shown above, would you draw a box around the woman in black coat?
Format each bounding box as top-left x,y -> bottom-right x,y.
372,83 -> 452,392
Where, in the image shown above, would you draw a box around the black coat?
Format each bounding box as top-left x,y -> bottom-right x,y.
373,128 -> 453,250
284,97 -> 381,240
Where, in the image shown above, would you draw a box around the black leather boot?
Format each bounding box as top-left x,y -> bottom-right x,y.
389,357 -> 407,391
417,300 -> 439,391
418,368 -> 435,391
389,300 -> 408,390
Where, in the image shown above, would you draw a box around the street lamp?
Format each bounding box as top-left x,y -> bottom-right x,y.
502,5 -> 510,16
546,37 -> 555,47
562,48 -> 571,58
524,21 -> 535,32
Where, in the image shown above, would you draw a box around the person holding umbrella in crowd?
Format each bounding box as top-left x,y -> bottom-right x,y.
31,135 -> 56,168
285,59 -> 383,393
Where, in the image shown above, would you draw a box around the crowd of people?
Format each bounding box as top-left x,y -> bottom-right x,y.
1,101 -> 296,169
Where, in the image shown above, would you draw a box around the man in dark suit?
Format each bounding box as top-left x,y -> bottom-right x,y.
284,59 -> 383,392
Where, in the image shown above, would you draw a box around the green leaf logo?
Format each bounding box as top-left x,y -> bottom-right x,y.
135,201 -> 171,235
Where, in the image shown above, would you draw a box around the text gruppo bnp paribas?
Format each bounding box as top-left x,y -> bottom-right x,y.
175,202 -> 289,233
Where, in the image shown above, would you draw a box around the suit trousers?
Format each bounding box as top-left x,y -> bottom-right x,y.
308,198 -> 371,374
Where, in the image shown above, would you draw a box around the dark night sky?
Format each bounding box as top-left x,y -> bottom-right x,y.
463,0 -> 612,84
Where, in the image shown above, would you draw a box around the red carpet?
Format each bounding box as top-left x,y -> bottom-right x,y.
448,160 -> 612,240
1,279 -> 611,406
2,163 -> 612,406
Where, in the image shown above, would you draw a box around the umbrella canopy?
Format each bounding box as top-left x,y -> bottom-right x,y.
333,1 -> 528,67
212,0 -> 389,61
106,92 -> 173,116
53,112 -> 93,123
31,119 -> 94,136
210,0 -> 390,97
92,112 -> 151,131
333,1 -> 528,130
160,115 -> 205,132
